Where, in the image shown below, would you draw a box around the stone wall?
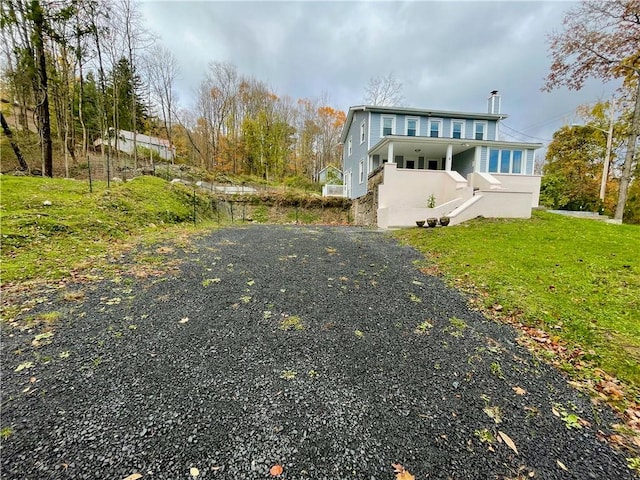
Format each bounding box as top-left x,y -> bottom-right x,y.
351,167 -> 384,226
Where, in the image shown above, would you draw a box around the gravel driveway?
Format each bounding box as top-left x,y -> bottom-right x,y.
1,225 -> 633,479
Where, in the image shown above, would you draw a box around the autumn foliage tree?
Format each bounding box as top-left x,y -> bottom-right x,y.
540,124 -> 606,211
544,0 -> 640,221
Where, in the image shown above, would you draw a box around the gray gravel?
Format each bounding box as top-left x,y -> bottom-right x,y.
1,225 -> 633,479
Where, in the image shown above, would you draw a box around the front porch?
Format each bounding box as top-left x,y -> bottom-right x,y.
369,136 -> 480,178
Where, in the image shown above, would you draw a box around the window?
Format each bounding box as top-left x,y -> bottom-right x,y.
488,149 -> 524,174
347,136 -> 352,156
512,150 -> 522,174
429,119 -> 441,138
382,116 -> 395,136
359,159 -> 365,183
451,120 -> 464,139
500,149 -> 511,173
360,121 -> 366,144
489,149 -> 499,172
474,122 -> 486,140
406,118 -> 418,136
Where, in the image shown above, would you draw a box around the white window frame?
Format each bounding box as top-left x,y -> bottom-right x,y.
451,119 -> 465,139
347,136 -> 352,156
428,118 -> 442,138
487,149 -> 524,174
359,158 -> 365,184
405,117 -> 419,137
360,121 -> 366,144
473,121 -> 487,141
381,115 -> 396,137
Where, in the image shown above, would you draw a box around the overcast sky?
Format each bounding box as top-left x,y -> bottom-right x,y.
138,0 -> 619,147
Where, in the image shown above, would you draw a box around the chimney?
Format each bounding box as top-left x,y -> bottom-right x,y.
488,90 -> 501,114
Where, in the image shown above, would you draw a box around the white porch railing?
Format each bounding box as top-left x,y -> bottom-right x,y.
322,184 -> 346,197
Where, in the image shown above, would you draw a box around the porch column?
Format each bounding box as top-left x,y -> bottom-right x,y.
474,146 -> 481,172
388,142 -> 394,163
445,144 -> 453,171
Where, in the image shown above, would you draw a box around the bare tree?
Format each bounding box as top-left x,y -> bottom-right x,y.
364,72 -> 404,106
146,44 -> 179,162
544,0 -> 640,221
118,0 -> 152,169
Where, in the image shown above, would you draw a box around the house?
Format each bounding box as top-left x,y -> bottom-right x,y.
318,165 -> 343,184
340,92 -> 542,227
93,129 -> 175,162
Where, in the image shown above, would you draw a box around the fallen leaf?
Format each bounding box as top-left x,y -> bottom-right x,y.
179,317 -> 189,324
483,406 -> 502,424
270,464 -> 283,476
34,331 -> 54,341
556,460 -> 568,471
122,474 -> 143,480
498,430 -> 519,455
392,463 -> 415,480
15,361 -> 34,372
512,386 -> 527,395
190,467 -> 199,477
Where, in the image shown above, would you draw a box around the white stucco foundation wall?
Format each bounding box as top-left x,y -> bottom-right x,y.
376,163 -> 474,228
449,190 -> 533,225
378,199 -> 468,228
490,174 -> 541,207
377,163 -> 470,210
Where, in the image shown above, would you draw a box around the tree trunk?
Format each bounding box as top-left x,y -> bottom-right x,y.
32,1 -> 53,177
77,21 -> 87,158
614,78 -> 640,221
1,111 -> 29,171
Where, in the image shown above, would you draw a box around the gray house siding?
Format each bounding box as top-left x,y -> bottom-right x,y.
526,149 -> 535,175
442,118 -> 451,138
367,112 -> 500,142
487,121 -> 497,140
343,110 -> 372,199
465,119 -> 474,139
480,146 -> 488,172
370,114 -> 381,146
419,118 -> 428,136
452,148 -> 475,177
395,115 -> 406,135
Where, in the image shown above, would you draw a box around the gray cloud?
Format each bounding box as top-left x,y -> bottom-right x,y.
139,0 -> 619,148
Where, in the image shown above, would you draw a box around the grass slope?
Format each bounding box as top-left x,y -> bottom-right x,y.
1,175 -> 214,284
394,211 -> 640,392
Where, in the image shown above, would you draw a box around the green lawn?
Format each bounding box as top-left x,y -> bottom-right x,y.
394,211 -> 640,392
0,175 -> 215,284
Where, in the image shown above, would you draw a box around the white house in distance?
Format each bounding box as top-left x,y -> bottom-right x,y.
340,92 -> 542,227
318,165 -> 343,184
94,129 -> 175,162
